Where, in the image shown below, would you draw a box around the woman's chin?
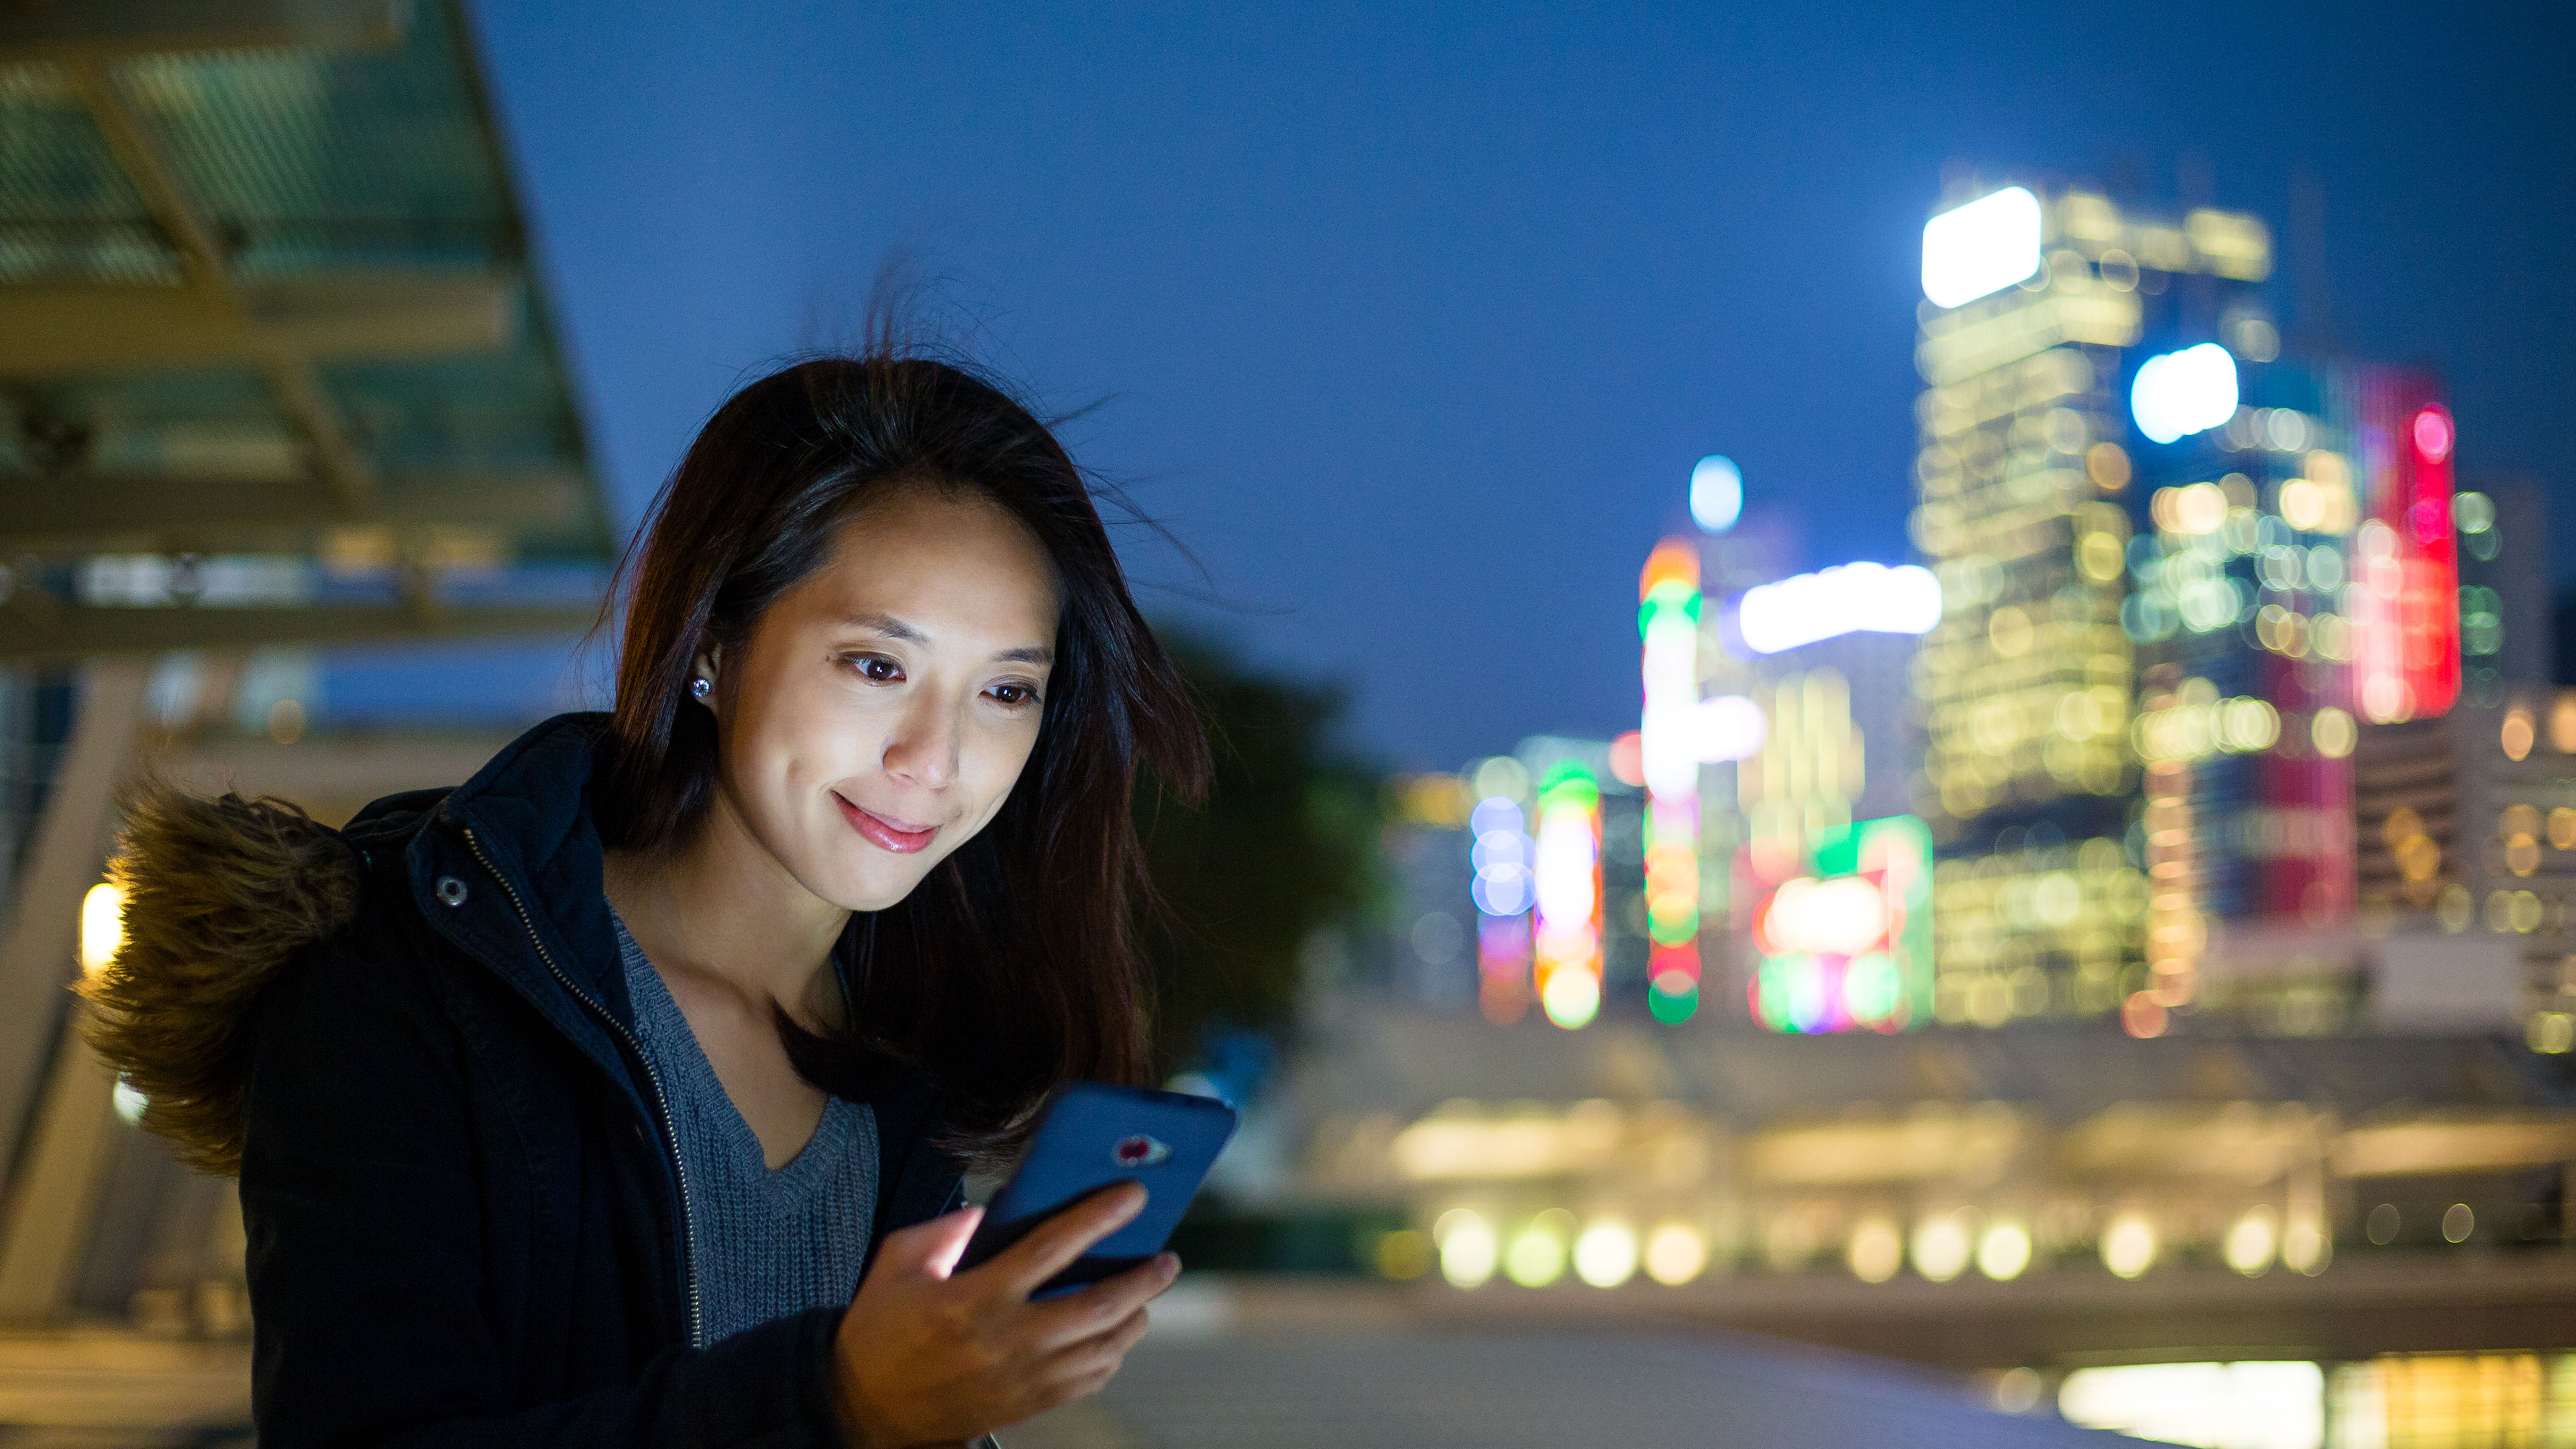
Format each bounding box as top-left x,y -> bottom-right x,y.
824,865 -> 934,915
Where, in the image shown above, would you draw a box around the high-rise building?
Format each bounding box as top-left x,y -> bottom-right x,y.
1397,737 -> 1641,1028
1911,183 -> 2272,1029
2455,478 -> 2554,702
2121,359 -> 2382,1030
2341,483 -> 2576,1047
1638,542 -> 1711,1023
1715,562 -> 1938,1032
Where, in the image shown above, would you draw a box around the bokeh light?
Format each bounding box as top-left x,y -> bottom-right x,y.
1737,562 -> 1942,655
1921,186 -> 2042,308
1505,1210 -> 1574,1287
2102,1212 -> 2157,1279
1643,1223 -> 1707,1285
2224,1206 -> 2277,1277
1911,1210 -> 1973,1282
1690,455 -> 1743,533
1572,1219 -> 1640,1287
1977,1219 -> 2033,1281
79,881 -> 124,977
2131,343 -> 2239,445
1434,1209 -> 1497,1288
1847,1217 -> 1903,1284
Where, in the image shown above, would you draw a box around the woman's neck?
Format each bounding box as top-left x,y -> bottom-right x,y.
601,796 -> 851,1028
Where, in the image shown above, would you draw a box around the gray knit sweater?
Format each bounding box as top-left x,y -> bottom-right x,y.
610,908 -> 879,1348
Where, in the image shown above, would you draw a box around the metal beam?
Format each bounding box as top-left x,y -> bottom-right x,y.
0,1027 -> 122,1323
155,731 -> 519,828
62,62 -> 386,513
267,359 -> 376,511
0,276 -> 521,378
0,275 -> 521,378
0,602 -> 602,664
0,0 -> 402,62
61,62 -> 227,290
0,471 -> 590,556
0,661 -> 149,1196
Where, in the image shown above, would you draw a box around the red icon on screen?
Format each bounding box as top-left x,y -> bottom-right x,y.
1112,1134 -> 1171,1167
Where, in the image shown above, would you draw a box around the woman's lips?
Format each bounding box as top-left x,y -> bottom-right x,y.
834,794 -> 937,855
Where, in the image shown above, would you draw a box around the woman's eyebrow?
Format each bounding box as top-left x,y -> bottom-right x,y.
845,612 -> 1051,665
839,611 -> 928,643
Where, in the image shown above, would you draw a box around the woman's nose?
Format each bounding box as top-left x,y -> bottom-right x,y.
881,701 -> 961,789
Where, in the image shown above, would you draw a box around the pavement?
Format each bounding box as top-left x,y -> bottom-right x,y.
1006,1279 -> 2135,1449
0,1279 -> 2139,1448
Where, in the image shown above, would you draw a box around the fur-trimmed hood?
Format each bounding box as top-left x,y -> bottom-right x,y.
78,784 -> 364,1175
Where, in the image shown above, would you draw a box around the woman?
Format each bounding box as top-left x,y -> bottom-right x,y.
84,351 -> 1213,1448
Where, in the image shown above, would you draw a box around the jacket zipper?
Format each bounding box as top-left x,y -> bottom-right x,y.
462,828 -> 707,1349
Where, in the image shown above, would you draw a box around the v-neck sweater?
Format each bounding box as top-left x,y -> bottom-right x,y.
610,908 -> 880,1348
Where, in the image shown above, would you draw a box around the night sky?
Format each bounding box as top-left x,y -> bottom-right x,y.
328,1 -> 2576,770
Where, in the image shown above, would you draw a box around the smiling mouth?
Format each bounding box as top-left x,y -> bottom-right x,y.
834,793 -> 938,855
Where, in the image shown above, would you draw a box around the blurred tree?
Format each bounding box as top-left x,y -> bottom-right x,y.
1136,632 -> 1380,1082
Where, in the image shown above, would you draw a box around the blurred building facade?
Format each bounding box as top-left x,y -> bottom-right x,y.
1911,184 -> 2276,1031
1269,1000 -> 2576,1445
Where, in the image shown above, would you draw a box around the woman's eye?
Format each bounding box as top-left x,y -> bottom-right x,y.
849,655 -> 902,682
989,683 -> 1040,707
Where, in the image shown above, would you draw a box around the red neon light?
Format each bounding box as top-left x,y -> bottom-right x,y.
2353,376 -> 2459,721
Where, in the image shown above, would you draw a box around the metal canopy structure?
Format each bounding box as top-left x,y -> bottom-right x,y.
0,0 -> 615,664
0,1 -> 614,1359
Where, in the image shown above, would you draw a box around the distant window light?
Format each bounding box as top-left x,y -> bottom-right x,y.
1921,186 -> 2043,309
2453,491 -> 2495,534
1737,562 -> 1942,655
2131,343 -> 2239,445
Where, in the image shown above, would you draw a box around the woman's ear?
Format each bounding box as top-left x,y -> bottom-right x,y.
688,645 -> 722,710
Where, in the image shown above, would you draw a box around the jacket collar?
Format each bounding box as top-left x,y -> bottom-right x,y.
358,712 -> 880,1112
341,714 -> 645,1108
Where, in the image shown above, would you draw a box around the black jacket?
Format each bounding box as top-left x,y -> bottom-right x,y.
116,713 -> 964,1448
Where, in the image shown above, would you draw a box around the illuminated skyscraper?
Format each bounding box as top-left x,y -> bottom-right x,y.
1456,738 -> 1640,1028
1719,563 -> 1938,1032
2454,480 -> 2553,700
2349,484 -> 2576,1049
1911,182 -> 2272,1029
1638,541 -> 1709,1022
1529,761 -> 1607,1028
2123,359 -> 2371,1030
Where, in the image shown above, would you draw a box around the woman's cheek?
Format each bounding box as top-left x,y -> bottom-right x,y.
961,729 -> 1034,828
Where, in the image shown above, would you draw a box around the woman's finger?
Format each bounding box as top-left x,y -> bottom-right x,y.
1014,1255 -> 1175,1353
1035,1306 -> 1151,1391
978,1182 -> 1148,1299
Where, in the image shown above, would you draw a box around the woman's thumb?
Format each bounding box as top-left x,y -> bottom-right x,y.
885,1205 -> 984,1280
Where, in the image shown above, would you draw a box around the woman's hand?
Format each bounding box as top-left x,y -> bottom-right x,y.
830,1181 -> 1177,1449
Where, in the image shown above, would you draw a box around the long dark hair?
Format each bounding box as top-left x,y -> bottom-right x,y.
595,352 -> 1209,1160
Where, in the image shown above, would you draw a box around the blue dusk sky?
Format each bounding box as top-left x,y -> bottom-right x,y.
325,0 -> 2576,769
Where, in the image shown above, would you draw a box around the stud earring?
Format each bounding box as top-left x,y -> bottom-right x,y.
690,676 -> 712,700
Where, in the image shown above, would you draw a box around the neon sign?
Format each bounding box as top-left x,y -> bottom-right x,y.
1638,539 -> 1703,1023
2351,370 -> 2458,722
1921,186 -> 2042,309
1530,764 -> 1603,1029
1735,562 -> 1942,656
1744,815 -> 1933,1034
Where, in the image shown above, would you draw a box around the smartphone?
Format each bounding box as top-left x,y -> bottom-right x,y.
955,1081 -> 1238,1299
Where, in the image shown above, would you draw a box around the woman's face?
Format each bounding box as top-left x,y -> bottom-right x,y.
706,486 -> 1060,912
